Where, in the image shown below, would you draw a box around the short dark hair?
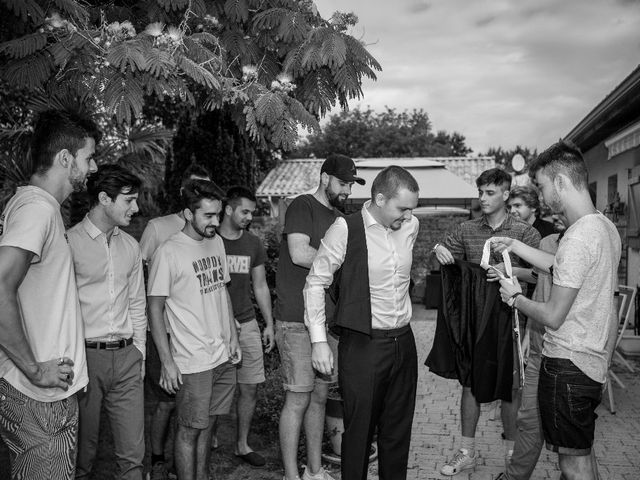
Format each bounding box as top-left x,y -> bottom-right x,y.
371,165 -> 419,200
31,110 -> 101,176
87,164 -> 142,207
528,140 -> 588,190
223,186 -> 256,215
181,179 -> 221,213
476,168 -> 511,190
509,185 -> 540,213
181,163 -> 211,187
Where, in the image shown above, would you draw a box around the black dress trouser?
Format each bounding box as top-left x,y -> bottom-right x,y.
339,325 -> 418,480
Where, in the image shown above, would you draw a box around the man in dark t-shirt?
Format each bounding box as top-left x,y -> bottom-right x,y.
275,154 -> 364,480
216,186 -> 274,467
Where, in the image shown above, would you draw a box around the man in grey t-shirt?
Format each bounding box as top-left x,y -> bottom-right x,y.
492,140 -> 621,480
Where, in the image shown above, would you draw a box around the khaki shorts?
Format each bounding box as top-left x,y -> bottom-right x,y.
237,319 -> 265,384
175,362 -> 236,429
275,320 -> 338,393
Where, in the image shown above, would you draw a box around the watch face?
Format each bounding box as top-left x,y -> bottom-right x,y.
511,154 -> 526,173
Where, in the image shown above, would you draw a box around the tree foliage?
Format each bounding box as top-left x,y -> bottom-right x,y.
484,145 -> 538,173
0,0 -> 381,151
290,107 -> 472,158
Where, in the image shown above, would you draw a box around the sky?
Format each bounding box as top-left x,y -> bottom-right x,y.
316,0 -> 640,154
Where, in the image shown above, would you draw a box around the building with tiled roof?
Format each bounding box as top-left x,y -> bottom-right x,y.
256,156 -> 495,218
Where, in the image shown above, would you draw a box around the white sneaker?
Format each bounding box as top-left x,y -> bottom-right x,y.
440,448 -> 477,476
302,466 -> 336,480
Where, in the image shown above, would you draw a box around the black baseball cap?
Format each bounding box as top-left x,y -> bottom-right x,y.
320,154 -> 365,185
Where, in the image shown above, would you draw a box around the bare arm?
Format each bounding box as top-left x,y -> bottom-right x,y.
491,237 -> 555,273
499,279 -> 579,330
225,288 -> 241,363
147,295 -> 181,394
251,264 -> 275,353
0,246 -> 75,390
287,233 -> 317,268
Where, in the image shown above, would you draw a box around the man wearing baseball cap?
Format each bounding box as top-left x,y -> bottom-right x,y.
275,154 -> 363,480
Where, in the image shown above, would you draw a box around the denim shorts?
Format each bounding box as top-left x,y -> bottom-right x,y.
538,356 -> 602,455
275,320 -> 338,392
236,319 -> 265,385
175,362 -> 236,429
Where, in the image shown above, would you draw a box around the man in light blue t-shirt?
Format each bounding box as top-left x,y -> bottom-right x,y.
493,140 -> 621,480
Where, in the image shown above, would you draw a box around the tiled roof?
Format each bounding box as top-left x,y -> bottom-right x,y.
432,157 -> 496,186
256,157 -> 495,197
256,159 -> 323,197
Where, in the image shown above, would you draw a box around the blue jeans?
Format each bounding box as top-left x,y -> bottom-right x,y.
538,357 -> 602,456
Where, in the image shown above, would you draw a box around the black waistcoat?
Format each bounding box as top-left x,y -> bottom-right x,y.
328,212 -> 372,336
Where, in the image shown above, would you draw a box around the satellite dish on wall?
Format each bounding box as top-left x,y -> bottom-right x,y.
511,153 -> 526,173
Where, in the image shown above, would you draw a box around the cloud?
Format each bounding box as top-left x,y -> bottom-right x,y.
317,0 -> 640,153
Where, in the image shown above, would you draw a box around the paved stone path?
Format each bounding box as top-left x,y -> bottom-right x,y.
363,304 -> 640,480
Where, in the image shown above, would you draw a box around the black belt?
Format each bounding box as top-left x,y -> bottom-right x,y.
370,324 -> 411,338
85,337 -> 133,350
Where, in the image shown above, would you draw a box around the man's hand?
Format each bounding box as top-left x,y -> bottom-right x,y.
229,337 -> 242,365
262,324 -> 275,353
485,262 -> 507,283
311,342 -> 333,376
434,244 -> 455,265
490,236 -> 518,254
499,276 -> 522,305
159,358 -> 182,395
31,357 -> 75,390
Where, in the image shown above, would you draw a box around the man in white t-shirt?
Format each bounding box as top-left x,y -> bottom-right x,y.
0,110 -> 99,479
493,140 -> 621,480
147,179 -> 241,480
139,164 -> 213,480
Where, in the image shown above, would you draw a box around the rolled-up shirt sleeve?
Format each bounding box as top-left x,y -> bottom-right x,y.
303,217 -> 348,343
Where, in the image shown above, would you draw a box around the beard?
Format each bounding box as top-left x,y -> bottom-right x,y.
327,190 -> 346,209
192,221 -> 216,239
69,160 -> 87,192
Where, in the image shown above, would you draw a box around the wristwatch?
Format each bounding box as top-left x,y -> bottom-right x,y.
432,243 -> 441,253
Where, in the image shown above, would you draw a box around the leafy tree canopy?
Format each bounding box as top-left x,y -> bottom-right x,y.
0,0 -> 381,151
290,107 -> 472,158
484,145 -> 538,173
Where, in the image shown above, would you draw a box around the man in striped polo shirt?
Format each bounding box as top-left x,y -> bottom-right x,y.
433,168 -> 540,476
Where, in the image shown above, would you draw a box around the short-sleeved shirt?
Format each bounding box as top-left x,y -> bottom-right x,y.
219,230 -> 266,323
533,217 -> 556,239
543,213 -> 621,383
0,186 -> 88,402
148,232 -> 231,374
530,234 -> 561,354
139,213 -> 185,262
443,213 -> 541,266
275,195 -> 342,323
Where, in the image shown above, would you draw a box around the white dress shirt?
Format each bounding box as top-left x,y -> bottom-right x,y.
67,215 -> 147,356
304,202 -> 419,343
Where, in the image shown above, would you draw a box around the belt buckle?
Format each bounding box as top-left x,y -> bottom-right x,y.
104,341 -> 121,350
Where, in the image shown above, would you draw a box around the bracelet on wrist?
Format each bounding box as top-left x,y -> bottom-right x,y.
432,243 -> 441,253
